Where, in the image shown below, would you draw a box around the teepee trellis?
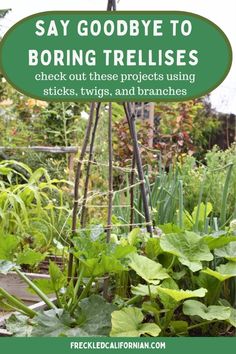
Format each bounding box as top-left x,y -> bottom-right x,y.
67,0 -> 153,281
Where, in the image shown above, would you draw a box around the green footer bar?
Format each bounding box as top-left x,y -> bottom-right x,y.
0,338 -> 235,354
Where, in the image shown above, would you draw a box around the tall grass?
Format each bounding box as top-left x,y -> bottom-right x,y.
0,160 -> 71,251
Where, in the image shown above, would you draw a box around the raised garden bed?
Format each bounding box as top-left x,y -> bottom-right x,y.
0,272 -> 52,306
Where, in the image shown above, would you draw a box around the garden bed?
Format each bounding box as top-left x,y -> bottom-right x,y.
0,272 -> 52,306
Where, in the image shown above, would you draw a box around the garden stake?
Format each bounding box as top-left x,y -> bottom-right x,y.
72,103 -> 101,283
106,102 -> 114,243
108,0 -> 152,235
80,103 -> 101,227
107,0 -> 117,11
125,103 -> 136,231
123,103 -> 153,236
103,102 -> 114,299
68,102 -> 95,280
129,154 -> 136,230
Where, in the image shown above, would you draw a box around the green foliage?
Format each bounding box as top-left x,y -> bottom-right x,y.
215,242 -> 236,261
201,268 -> 235,282
0,234 -> 19,260
16,249 -> 46,266
155,99 -> 221,165
183,300 -> 231,321
1,224 -> 236,337
110,307 -> 161,337
156,287 -> 207,302
160,231 -> 213,272
180,145 -> 236,220
6,295 -> 116,337
0,160 -> 71,267
128,253 -> 169,284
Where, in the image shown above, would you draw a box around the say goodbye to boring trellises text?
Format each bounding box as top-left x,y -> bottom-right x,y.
29,18 -> 199,67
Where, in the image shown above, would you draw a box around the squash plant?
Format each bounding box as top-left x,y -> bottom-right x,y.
1,224 -> 236,337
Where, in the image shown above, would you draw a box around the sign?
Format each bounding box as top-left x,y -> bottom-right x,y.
0,11 -> 232,101
0,337 -> 236,354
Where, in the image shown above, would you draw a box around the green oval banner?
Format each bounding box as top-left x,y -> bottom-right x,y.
0,11 -> 232,102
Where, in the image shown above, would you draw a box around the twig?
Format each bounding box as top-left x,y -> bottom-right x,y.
130,154 -> 136,230
106,102 -> 113,242
123,103 -> 153,236
103,102 -> 113,299
80,103 -> 101,227
68,102 -> 95,280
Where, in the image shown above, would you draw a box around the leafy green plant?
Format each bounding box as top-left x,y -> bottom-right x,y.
0,160 -> 71,267
1,222 -> 236,337
110,307 -> 161,337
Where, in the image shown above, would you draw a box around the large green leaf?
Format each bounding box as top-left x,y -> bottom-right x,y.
80,255 -> 125,277
49,261 -> 66,292
203,235 -> 236,250
228,307 -> 236,328
160,231 -> 213,272
32,295 -> 116,337
16,249 -> 46,266
32,309 -> 75,337
4,295 -> 116,337
145,238 -> 163,260
219,299 -> 236,328
128,253 -> 169,284
229,307 -> 236,327
131,284 -> 207,302
201,268 -> 233,282
183,300 -> 231,321
156,287 -> 207,302
215,242 -> 236,261
110,307 -> 161,337
5,314 -> 33,337
0,234 -> 19,260
158,278 -> 179,309
112,244 -> 136,259
217,262 -> 236,277
75,295 -> 117,336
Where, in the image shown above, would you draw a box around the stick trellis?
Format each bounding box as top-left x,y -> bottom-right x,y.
67,0 -> 153,282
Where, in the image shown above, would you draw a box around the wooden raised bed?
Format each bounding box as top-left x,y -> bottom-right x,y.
0,256 -> 63,335
0,255 -> 63,308
0,255 -> 64,336
0,272 -> 52,306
